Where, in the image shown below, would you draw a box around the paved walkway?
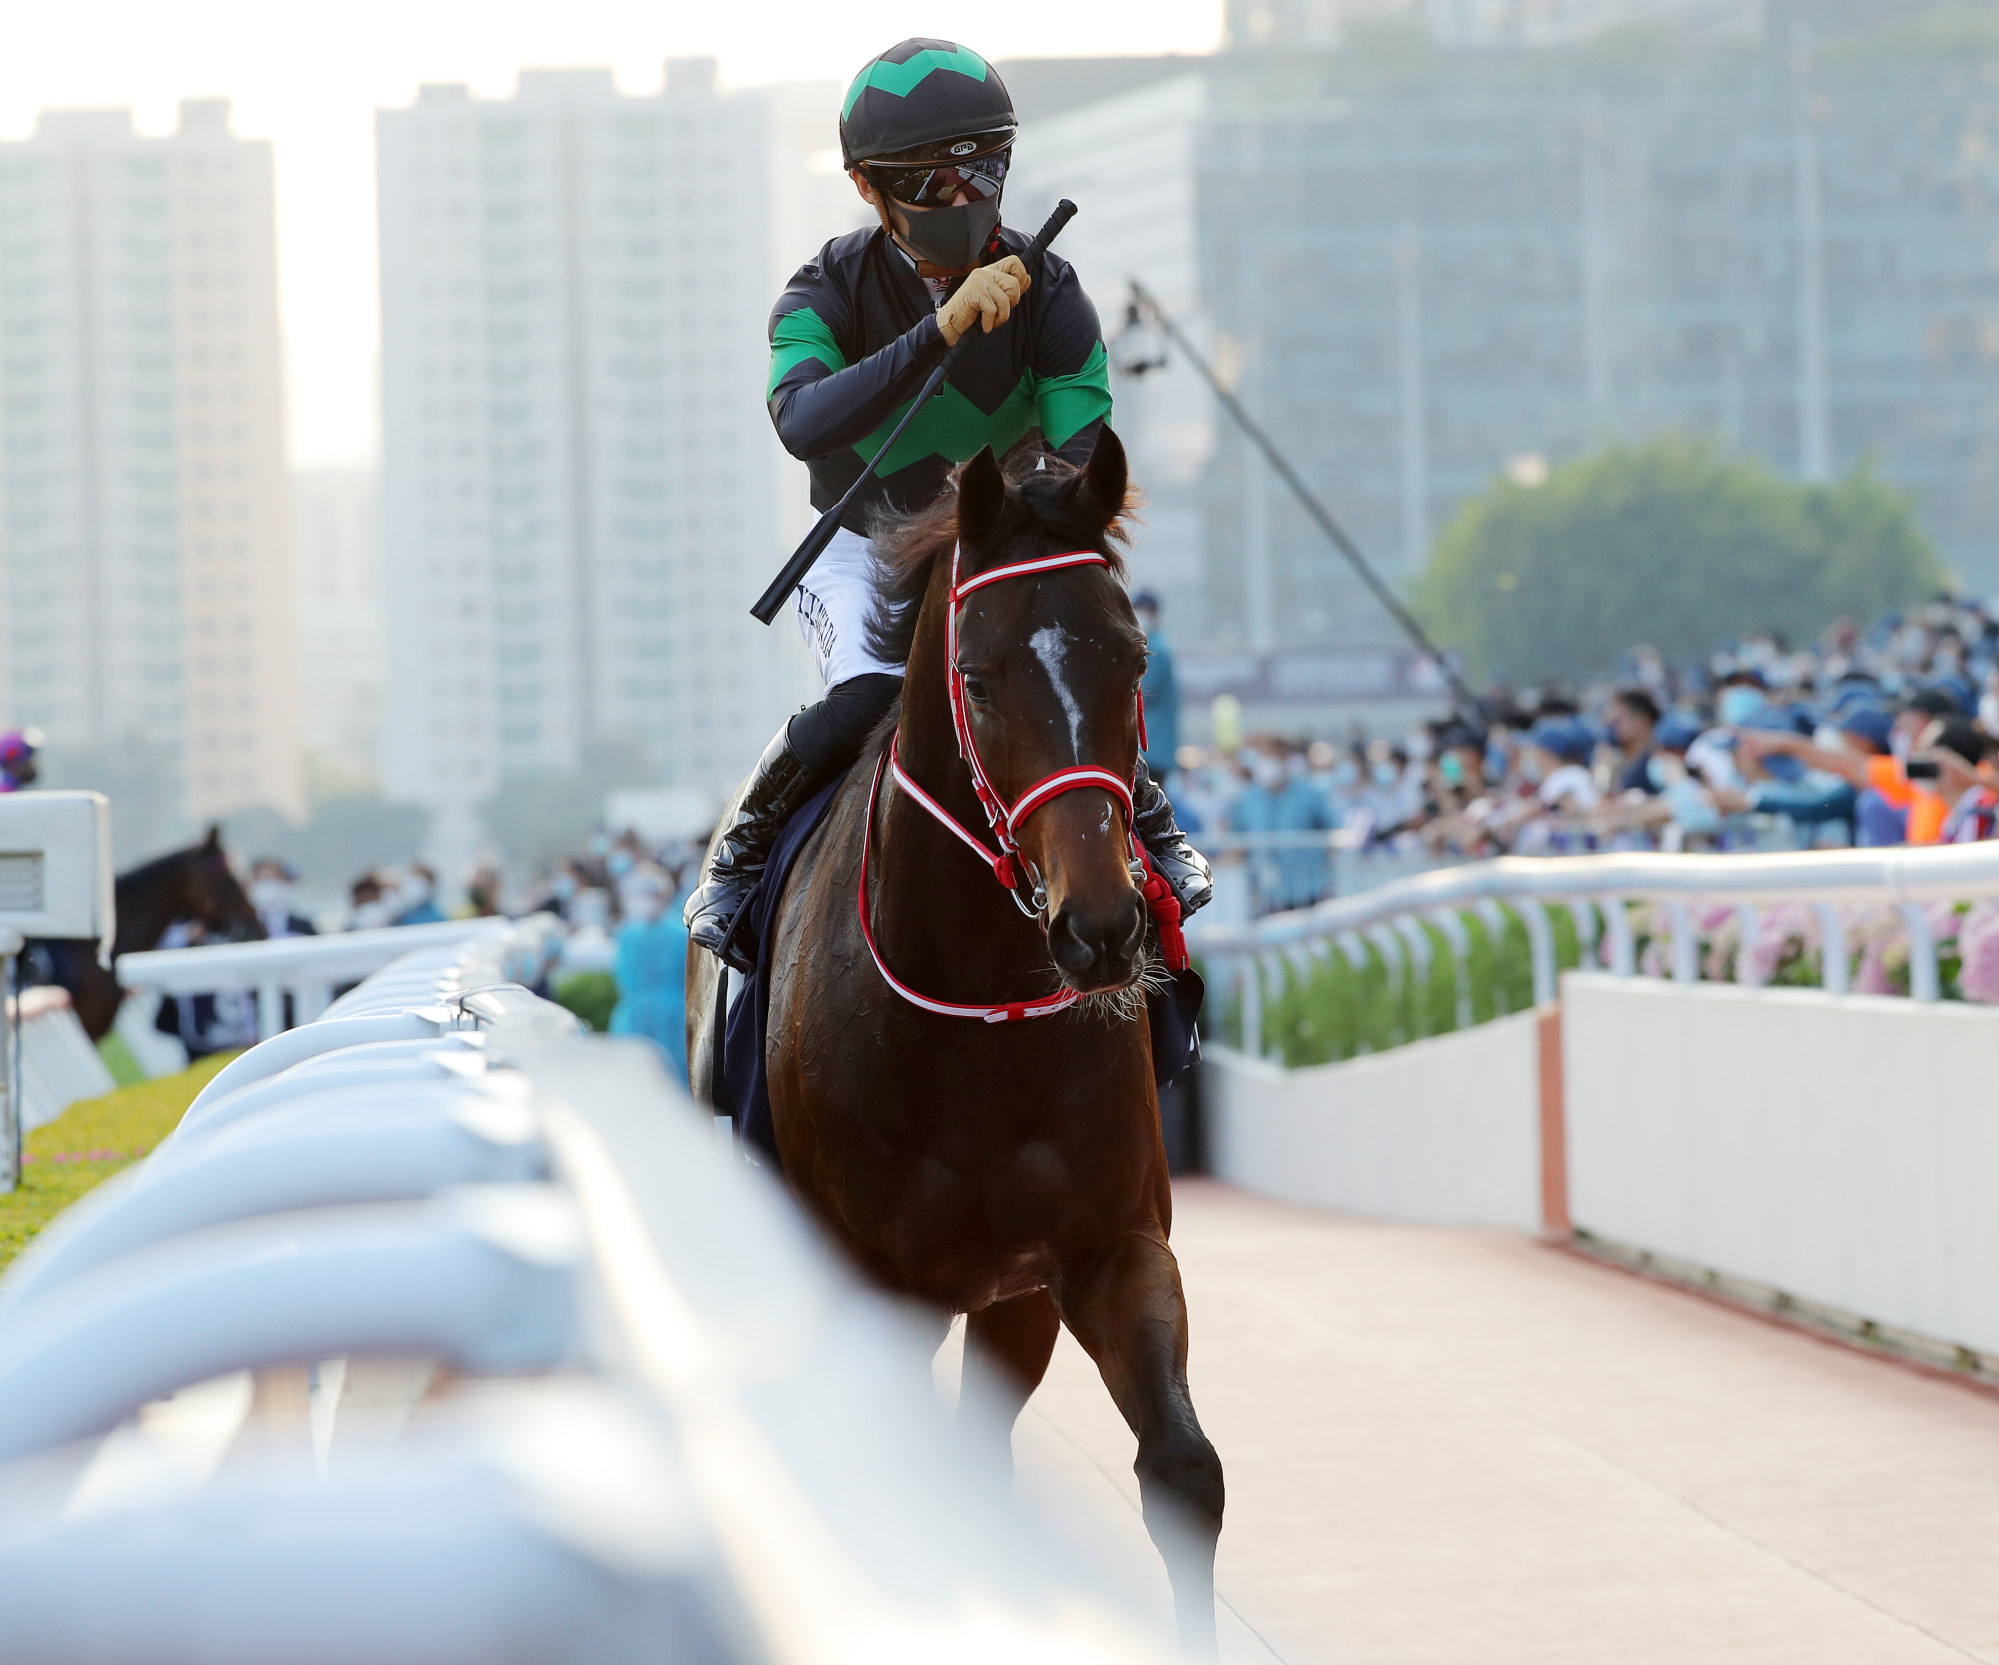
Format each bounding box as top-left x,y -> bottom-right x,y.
995,1181 -> 1999,1664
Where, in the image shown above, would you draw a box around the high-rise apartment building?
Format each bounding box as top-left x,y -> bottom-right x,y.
1009,14 -> 1999,659
378,62 -> 834,861
0,99 -> 302,844
1222,0 -> 1760,49
292,466 -> 382,796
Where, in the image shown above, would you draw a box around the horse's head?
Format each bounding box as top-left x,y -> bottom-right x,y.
950,432 -> 1149,995
182,826 -> 266,943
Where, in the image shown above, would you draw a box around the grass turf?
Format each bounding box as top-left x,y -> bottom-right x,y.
0,1053 -> 237,1273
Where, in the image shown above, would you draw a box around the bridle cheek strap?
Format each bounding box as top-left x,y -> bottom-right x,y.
860,749 -> 1080,1024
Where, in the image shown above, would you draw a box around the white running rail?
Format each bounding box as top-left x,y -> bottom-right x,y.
1188,842 -> 1999,1052
0,922 -> 1167,1664
114,916 -> 559,1041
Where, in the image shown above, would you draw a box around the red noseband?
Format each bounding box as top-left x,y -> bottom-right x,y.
857,543 -> 1188,1024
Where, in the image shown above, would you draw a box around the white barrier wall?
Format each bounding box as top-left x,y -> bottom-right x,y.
1562,971 -> 1999,1358
17,988 -> 115,1132
1204,1012 -> 1546,1231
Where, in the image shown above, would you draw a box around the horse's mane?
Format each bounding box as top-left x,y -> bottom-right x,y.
115,843 -> 215,893
864,444 -> 1134,667
114,831 -> 230,895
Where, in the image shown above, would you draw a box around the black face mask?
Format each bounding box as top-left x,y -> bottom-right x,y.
887,195 -> 1000,271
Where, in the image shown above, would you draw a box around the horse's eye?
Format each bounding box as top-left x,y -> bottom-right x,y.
961,674 -> 992,705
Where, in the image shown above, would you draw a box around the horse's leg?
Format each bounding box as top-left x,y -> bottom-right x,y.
1061,1232 -> 1224,1658
961,1288 -> 1060,1471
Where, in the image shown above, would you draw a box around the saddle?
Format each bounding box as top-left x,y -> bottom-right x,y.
713,774 -> 1203,1172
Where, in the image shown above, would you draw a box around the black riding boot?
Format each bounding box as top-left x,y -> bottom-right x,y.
684,724 -> 821,973
687,673 -> 903,974
1133,761 -> 1213,917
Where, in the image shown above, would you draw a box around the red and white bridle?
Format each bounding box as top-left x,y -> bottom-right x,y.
858,542 -> 1188,1024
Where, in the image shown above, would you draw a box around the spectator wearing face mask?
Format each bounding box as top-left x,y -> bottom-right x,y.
542,859 -> 585,922
1727,706 -> 1862,839
1921,718 -> 1997,843
1416,724 -> 1497,855
349,872 -> 394,931
1594,713 -> 1730,846
1363,742 -> 1424,832
610,864 -> 688,1084
1229,741 -> 1338,913
247,858 -> 316,941
465,866 -> 504,918
1606,689 -> 1662,793
394,863 -> 447,926
1525,718 -> 1601,812
1501,717 -> 1601,852
1687,672 -> 1770,794
1432,724 -> 1487,800
1737,697 -> 1958,845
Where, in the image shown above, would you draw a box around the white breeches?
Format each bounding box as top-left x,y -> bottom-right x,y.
793,526 -> 908,691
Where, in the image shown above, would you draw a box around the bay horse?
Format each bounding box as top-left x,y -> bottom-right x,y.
690,431 -> 1224,1652
29,826 -> 264,1040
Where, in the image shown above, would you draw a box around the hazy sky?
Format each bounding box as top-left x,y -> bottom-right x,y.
4,2 -> 1223,466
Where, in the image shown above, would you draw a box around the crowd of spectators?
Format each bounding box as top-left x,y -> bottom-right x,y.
163,833 -> 703,1076
173,597 -> 1994,1054
1166,597 -> 1999,915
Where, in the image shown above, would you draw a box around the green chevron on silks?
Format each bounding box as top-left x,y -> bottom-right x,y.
768,307 -> 846,398
843,46 -> 991,120
849,346 -> 1112,479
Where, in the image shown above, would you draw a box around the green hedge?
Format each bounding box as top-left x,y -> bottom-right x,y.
1221,903 -> 1587,1067
1215,897 -> 1999,1068
553,970 -> 620,1034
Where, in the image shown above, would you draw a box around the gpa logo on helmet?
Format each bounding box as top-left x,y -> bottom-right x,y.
950,140 -> 977,155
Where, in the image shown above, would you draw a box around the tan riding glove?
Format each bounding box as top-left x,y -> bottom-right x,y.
936,256 -> 1031,347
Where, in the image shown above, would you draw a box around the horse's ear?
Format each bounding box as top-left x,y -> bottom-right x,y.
202,824 -> 223,851
1078,426 -> 1129,531
956,447 -> 1006,547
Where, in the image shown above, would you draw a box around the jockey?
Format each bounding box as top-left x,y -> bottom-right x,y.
0,728 -> 40,792
687,37 -> 1212,969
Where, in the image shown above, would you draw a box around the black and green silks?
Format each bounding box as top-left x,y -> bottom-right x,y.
766,223 -> 1113,532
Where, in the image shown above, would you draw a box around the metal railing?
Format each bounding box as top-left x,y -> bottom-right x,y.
1188,842 -> 1999,1059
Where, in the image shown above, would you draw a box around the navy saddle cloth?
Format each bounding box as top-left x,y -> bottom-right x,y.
717,776 -> 1205,1171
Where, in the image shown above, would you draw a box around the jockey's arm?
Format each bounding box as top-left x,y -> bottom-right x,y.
767,285 -> 947,462
1030,256 -> 1113,467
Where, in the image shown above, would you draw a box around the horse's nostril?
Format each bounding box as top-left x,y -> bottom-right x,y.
1050,897 -> 1147,988
1050,911 -> 1100,980
1121,893 -> 1147,956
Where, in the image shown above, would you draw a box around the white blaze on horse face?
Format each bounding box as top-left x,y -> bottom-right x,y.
1029,624 -> 1086,760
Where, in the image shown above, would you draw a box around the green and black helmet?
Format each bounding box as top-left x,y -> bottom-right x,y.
838,39 -> 1017,173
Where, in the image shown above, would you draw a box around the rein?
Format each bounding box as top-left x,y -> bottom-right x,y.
858,544 -> 1189,1024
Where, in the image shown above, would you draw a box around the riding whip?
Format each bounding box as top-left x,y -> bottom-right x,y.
749,198 -> 1079,625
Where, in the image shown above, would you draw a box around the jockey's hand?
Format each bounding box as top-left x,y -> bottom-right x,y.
937,256 -> 1031,347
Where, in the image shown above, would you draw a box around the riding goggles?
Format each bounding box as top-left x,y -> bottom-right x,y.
865,147 -> 1010,209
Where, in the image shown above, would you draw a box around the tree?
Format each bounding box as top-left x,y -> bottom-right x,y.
1414,438 -> 1945,685
476,739 -> 657,869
